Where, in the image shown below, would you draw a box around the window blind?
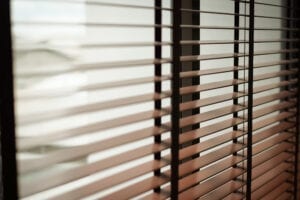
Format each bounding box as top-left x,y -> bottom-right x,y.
2,0 -> 299,199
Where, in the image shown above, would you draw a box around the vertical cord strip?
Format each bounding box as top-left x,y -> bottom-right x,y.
154,0 -> 162,193
171,0 -> 181,199
293,0 -> 300,198
0,0 -> 18,199
246,0 -> 254,199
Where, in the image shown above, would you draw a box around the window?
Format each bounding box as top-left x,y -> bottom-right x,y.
1,0 -> 300,199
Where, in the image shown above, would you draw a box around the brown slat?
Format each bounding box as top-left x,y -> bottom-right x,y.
252,153 -> 293,180
178,168 -> 244,199
180,92 -> 245,111
262,183 -> 292,200
19,139 -> 169,174
252,172 -> 292,200
223,193 -> 244,200
19,121 -> 169,153
100,175 -> 169,200
180,59 -> 299,79
253,132 -> 293,155
253,70 -> 297,82
17,75 -> 170,100
16,21 -> 173,28
180,79 -> 246,95
252,101 -> 296,119
252,163 -> 292,192
180,130 -> 244,160
181,38 -> 300,45
20,125 -> 168,174
199,181 -> 244,200
180,117 -> 244,144
252,59 -> 299,69
180,52 -> 244,62
180,25 -> 299,31
179,143 -> 244,177
179,155 -> 244,192
253,80 -> 298,94
252,91 -> 296,107
18,108 -> 169,150
14,0 -> 172,11
180,105 -> 245,128
18,92 -> 171,125
180,66 -> 237,78
252,142 -> 294,167
275,192 -> 293,200
253,122 -> 295,144
17,58 -> 172,77
20,158 -> 168,198
143,189 -> 170,200
253,112 -> 295,131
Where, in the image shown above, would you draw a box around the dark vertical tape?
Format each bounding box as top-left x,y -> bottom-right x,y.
171,0 -> 181,199
293,0 -> 300,199
191,0 -> 200,160
0,0 -> 18,199
246,0 -> 254,199
154,0 -> 162,193
233,0 -> 240,146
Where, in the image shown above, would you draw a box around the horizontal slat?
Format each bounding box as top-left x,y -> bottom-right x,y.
180,66 -> 237,78
18,108 -> 169,150
180,25 -> 299,31
19,138 -> 169,174
100,174 -> 169,200
180,92 -> 245,111
21,158 -> 168,198
253,122 -> 295,144
16,42 -> 172,51
253,70 -> 298,82
180,79 -> 246,95
252,152 -> 293,180
179,143 -> 244,177
252,101 -> 296,119
253,79 -> 298,94
181,85 -> 296,114
179,155 -> 244,192
199,181 -> 244,200
15,21 -> 173,28
252,91 -> 296,107
178,168 -> 244,199
181,38 -> 300,45
19,126 -> 169,171
179,130 -> 244,160
235,0 -> 300,10
180,117 -> 244,144
181,52 -> 244,62
15,0 -> 172,11
253,142 -> 294,167
16,58 -> 172,77
180,49 -> 298,62
262,183 -> 292,200
275,192 -> 293,200
180,59 -> 299,79
252,163 -> 292,192
18,92 -> 171,125
223,193 -> 244,200
180,105 -> 245,128
17,75 -> 171,100
252,172 -> 292,200
180,8 -> 300,21
252,59 -> 299,68
253,132 -> 293,155
253,111 -> 295,131
143,190 -> 170,200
